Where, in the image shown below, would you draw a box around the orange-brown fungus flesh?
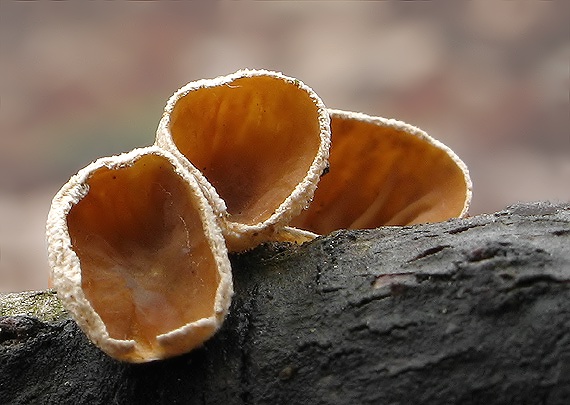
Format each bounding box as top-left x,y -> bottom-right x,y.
169,76 -> 321,225
291,116 -> 468,234
67,155 -> 219,357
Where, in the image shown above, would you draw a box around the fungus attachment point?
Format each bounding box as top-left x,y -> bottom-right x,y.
46,147 -> 232,362
156,69 -> 330,251
290,109 -> 472,235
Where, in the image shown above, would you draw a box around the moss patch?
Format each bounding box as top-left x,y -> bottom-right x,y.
0,290 -> 68,323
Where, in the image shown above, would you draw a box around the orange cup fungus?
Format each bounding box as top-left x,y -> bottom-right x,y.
47,69 -> 471,362
156,69 -> 331,252
46,146 -> 232,362
289,109 -> 472,235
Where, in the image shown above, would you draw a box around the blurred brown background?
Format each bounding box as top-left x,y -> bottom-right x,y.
1,2 -> 568,292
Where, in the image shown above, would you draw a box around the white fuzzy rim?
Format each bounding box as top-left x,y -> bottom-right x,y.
155,69 -> 331,246
328,108 -> 472,218
46,145 -> 233,362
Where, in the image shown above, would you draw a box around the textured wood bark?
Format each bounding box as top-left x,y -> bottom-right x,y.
1,202 -> 569,405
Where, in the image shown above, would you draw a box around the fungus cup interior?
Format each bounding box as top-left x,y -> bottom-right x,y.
291,115 -> 469,234
168,75 -> 321,226
67,154 -> 220,358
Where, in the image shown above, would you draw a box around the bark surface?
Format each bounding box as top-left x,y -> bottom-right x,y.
1,202 -> 569,405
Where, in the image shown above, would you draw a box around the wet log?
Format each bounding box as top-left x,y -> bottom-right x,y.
1,202 -> 569,405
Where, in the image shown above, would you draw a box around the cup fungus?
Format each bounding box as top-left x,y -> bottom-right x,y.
46,146 -> 233,362
155,69 -> 331,252
47,69 -> 474,362
290,109 -> 472,235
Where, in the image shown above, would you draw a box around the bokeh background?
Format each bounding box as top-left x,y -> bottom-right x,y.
1,1 -> 568,292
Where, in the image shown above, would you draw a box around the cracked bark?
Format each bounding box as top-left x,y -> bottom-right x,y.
1,202 -> 569,405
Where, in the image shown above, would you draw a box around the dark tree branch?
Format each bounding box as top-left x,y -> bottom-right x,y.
1,202 -> 569,405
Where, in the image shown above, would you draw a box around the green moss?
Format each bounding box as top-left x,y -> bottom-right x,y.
0,290 -> 69,323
